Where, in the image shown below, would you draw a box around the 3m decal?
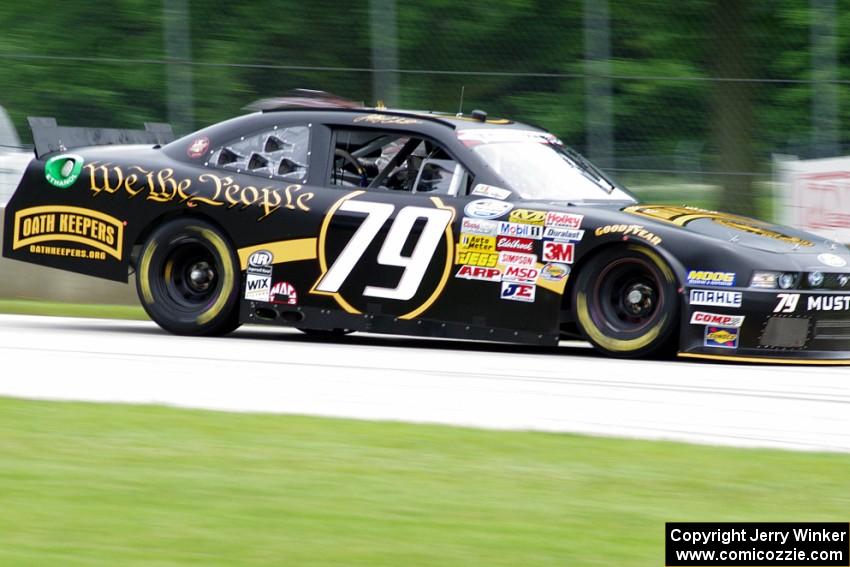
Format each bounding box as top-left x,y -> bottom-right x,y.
44,154 -> 84,188
464,199 -> 513,220
542,241 -> 575,263
455,265 -> 501,282
704,326 -> 739,349
774,293 -> 800,313
593,224 -> 662,245
508,209 -> 546,225
543,227 -> 584,241
690,311 -> 745,328
187,137 -> 210,159
498,251 -> 536,268
501,282 -> 536,302
245,274 -> 271,301
496,236 -> 534,253
461,217 -> 498,236
12,205 -> 124,260
86,163 -> 313,221
313,193 -> 455,320
471,184 -> 511,200
624,204 -> 814,247
689,289 -> 742,308
545,211 -> 583,229
686,270 -> 736,287
456,250 -> 499,267
497,221 -> 543,239
270,281 -> 298,305
502,265 -> 539,283
458,233 -> 496,252
540,263 -> 570,281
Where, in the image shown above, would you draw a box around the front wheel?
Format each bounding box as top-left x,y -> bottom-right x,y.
136,218 -> 241,336
573,245 -> 679,358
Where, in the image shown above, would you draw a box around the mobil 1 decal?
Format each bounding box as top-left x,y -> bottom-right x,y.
312,191 -> 455,319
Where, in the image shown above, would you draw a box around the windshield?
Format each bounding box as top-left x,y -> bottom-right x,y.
461,129 -> 636,203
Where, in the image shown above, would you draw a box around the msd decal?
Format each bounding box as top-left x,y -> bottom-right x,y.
690,311 -> 745,328
545,211 -> 583,229
501,282 -> 536,302
502,265 -> 539,284
455,265 -> 501,282
542,241 -> 574,263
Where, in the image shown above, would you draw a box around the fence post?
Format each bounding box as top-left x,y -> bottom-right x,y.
163,0 -> 194,134
583,0 -> 613,168
369,0 -> 400,108
811,0 -> 839,158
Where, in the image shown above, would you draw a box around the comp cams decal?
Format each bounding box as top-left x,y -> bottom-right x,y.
12,205 -> 124,261
690,311 -> 745,328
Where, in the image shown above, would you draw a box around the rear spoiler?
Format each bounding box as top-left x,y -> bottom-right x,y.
27,116 -> 175,159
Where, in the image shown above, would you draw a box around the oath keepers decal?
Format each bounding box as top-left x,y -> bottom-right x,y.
312,191 -> 455,320
12,205 -> 124,260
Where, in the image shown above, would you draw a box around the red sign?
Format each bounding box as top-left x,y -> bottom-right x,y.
496,236 -> 534,253
542,241 -> 574,263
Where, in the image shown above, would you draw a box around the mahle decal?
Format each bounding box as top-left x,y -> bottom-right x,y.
45,154 -> 84,188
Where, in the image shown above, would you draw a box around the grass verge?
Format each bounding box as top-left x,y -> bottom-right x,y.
0,299 -> 146,320
0,397 -> 847,566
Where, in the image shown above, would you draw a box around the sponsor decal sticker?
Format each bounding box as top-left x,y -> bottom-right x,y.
498,221 -> 543,239
44,154 -> 84,188
545,211 -> 583,229
686,270 -> 736,287
459,233 -> 496,252
817,253 -> 847,268
540,262 -> 570,281
245,274 -> 271,301
353,114 -> 421,125
247,249 -> 273,276
496,236 -> 535,253
593,224 -> 662,245
690,311 -> 745,327
455,265 -> 501,282
461,217 -> 498,236
502,265 -> 539,283
508,208 -> 546,225
704,326 -> 739,349
464,199 -> 513,220
498,251 -> 536,267
774,293 -> 800,313
270,281 -> 298,305
542,240 -> 575,263
689,289 -> 742,308
187,136 -> 210,159
12,205 -> 123,260
455,250 -> 498,267
543,226 -> 584,241
501,282 -> 536,302
471,183 -> 511,200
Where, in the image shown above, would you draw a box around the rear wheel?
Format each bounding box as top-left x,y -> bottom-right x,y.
136,218 -> 241,336
573,245 -> 679,358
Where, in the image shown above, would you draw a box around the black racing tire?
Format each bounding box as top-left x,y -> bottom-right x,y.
136,218 -> 241,336
572,244 -> 679,358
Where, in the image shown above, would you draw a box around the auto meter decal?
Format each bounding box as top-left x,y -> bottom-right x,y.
44,154 -> 84,188
312,191 -> 455,319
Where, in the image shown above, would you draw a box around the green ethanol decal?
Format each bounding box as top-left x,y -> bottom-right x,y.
44,154 -> 84,188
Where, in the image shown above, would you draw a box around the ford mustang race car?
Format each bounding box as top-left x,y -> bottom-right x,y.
5,91 -> 850,363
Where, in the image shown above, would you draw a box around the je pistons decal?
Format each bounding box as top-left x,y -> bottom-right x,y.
12,205 -> 124,260
312,191 -> 455,319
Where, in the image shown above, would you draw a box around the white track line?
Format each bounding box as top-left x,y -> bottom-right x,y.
1,314 -> 849,452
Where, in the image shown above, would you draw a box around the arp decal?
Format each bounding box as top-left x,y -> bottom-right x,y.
508,209 -> 546,225
593,224 -> 661,246
85,163 -> 313,221
704,326 -> 739,349
545,211 -> 583,229
689,289 -> 742,308
690,311 -> 745,328
464,199 -> 513,220
686,270 -> 736,287
270,281 -> 298,305
501,282 -> 535,302
313,192 -> 455,319
44,154 -> 84,188
542,241 -> 574,263
455,265 -> 501,282
12,205 -> 124,260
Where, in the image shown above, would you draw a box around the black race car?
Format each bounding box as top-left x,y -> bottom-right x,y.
5,91 -> 850,363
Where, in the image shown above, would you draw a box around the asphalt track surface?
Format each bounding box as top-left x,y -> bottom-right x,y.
1,314 -> 849,453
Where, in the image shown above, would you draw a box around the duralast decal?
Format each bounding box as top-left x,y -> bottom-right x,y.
624,204 -> 813,247
12,205 -> 124,260
594,224 -> 662,246
85,163 -> 313,221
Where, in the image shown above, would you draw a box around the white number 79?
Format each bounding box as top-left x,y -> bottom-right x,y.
315,200 -> 453,301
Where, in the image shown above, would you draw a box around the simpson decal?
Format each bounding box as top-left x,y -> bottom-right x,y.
498,251 -> 536,267
12,205 -> 124,260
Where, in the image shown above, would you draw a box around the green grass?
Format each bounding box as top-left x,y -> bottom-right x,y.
0,398 -> 848,566
0,299 -> 146,320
